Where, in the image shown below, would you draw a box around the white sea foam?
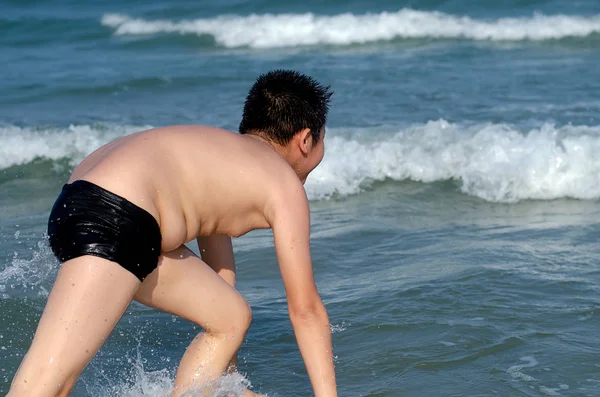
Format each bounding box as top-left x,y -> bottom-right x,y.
507,356 -> 538,382
305,120 -> 600,203
100,9 -> 600,48
0,124 -> 148,170
2,121 -> 600,203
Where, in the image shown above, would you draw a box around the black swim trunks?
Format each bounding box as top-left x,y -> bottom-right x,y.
47,180 -> 162,281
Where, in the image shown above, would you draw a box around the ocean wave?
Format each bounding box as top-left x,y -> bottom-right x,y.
2,121 -> 600,203
0,124 -> 148,170
306,121 -> 600,203
100,9 -> 600,48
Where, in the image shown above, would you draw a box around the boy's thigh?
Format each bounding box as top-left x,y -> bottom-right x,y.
133,245 -> 251,330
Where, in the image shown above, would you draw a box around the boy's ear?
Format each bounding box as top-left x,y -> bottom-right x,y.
297,128 -> 312,156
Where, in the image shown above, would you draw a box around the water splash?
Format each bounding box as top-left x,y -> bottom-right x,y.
96,369 -> 252,397
331,321 -> 350,333
0,236 -> 58,299
88,346 -> 253,397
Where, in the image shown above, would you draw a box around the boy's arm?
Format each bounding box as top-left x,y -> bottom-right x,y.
197,234 -> 236,287
269,187 -> 338,397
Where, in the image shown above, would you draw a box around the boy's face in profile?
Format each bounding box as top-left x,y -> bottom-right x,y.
301,127 -> 326,185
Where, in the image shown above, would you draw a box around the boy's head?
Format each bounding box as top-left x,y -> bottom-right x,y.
239,70 -> 333,147
240,70 -> 333,183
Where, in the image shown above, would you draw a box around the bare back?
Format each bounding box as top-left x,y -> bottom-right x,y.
70,125 -> 298,253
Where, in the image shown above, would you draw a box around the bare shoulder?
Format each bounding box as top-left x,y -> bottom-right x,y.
263,168 -> 309,227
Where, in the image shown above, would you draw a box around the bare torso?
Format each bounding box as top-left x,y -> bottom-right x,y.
69,125 -> 292,252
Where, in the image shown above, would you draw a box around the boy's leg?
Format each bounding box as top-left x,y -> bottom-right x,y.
134,245 -> 257,396
8,256 -> 140,397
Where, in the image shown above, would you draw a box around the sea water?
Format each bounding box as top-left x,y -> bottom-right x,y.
2,0 -> 600,395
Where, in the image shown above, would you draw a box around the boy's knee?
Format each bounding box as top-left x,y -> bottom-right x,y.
205,297 -> 252,338
239,300 -> 253,330
193,287 -> 253,341
229,298 -> 252,336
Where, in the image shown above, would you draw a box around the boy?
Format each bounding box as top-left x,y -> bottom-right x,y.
8,70 -> 337,397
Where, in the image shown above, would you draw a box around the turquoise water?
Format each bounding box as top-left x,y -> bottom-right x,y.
1,0 -> 600,395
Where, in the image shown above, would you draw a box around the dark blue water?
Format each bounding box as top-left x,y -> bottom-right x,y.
2,0 -> 600,396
